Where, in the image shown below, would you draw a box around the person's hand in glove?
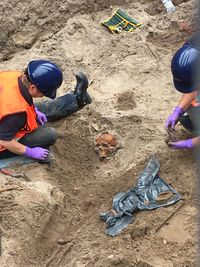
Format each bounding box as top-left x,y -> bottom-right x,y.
168,138 -> 194,149
24,146 -> 49,160
35,108 -> 47,125
165,106 -> 184,132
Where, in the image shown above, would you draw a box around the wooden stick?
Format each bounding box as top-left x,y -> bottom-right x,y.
155,200 -> 189,233
145,42 -> 158,59
0,185 -> 18,193
45,246 -> 62,267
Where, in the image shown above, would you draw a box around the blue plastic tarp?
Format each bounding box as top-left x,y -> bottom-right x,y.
100,157 -> 181,236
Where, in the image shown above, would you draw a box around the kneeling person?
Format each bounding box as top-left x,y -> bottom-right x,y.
165,35 -> 200,149
0,60 -> 91,160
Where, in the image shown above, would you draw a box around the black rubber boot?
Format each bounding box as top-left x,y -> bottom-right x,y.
73,72 -> 92,108
179,114 -> 193,132
35,93 -> 78,122
35,72 -> 92,122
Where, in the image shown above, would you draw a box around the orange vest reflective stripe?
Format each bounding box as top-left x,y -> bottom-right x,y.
191,99 -> 200,107
0,71 -> 38,151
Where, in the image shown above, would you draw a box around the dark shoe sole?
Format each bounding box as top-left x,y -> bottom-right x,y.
179,115 -> 193,132
73,72 -> 92,108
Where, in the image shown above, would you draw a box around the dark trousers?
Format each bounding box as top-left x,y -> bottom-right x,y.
0,93 -> 78,159
186,106 -> 200,136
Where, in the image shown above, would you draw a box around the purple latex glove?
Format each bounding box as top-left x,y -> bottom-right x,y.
24,146 -> 49,160
165,106 -> 184,132
168,138 -> 194,149
35,108 -> 47,125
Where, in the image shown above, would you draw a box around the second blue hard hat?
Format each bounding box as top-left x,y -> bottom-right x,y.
27,60 -> 63,99
171,43 -> 200,93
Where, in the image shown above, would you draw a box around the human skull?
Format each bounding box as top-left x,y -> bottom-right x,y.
94,132 -> 117,160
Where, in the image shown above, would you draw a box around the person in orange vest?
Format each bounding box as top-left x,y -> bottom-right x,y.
0,60 -> 91,160
165,35 -> 200,149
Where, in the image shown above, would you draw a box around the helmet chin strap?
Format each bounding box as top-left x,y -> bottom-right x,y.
20,74 -> 39,97
21,73 -> 31,89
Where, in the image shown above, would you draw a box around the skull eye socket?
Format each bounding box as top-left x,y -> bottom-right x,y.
101,143 -> 110,148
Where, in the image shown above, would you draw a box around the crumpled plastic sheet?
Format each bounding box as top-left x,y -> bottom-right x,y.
100,157 -> 181,236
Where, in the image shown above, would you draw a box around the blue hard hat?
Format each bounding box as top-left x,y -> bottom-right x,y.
27,60 -> 63,99
171,43 -> 200,93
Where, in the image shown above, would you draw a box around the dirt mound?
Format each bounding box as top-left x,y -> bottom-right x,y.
0,0 -> 198,266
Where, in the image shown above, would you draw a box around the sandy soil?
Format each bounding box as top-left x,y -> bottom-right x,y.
0,0 -> 198,266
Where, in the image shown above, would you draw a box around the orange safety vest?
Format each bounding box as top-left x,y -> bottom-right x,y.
0,71 -> 38,151
191,99 -> 200,107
